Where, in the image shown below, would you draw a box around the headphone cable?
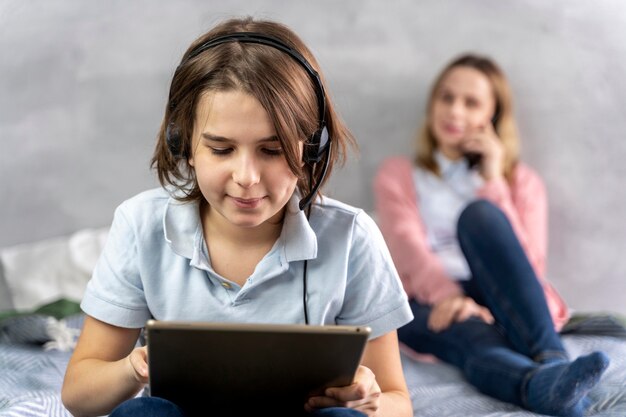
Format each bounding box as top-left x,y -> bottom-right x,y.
302,164 -> 314,325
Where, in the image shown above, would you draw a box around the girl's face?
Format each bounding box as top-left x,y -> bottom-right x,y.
189,90 -> 300,231
430,66 -> 496,159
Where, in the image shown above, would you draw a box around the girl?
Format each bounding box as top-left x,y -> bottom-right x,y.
62,17 -> 413,417
373,54 -> 609,417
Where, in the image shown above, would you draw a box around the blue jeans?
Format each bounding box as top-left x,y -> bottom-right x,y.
109,397 -> 367,417
398,199 -> 568,408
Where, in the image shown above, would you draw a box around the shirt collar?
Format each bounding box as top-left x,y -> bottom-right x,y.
434,150 -> 470,179
279,192 -> 318,262
162,192 -> 318,262
163,196 -> 201,259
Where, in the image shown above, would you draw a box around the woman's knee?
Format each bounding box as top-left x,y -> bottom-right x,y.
457,199 -> 510,240
459,199 -> 499,227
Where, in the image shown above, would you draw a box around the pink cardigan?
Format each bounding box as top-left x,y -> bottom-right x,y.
373,156 -> 570,331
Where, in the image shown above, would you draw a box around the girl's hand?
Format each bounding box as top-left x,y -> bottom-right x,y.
461,122 -> 505,180
305,365 -> 381,416
126,346 -> 149,384
428,295 -> 494,332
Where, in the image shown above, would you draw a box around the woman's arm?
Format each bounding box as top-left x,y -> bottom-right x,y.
62,316 -> 144,417
373,157 -> 462,305
306,331 -> 413,417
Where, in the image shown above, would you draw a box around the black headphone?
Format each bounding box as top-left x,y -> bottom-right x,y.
165,32 -> 332,212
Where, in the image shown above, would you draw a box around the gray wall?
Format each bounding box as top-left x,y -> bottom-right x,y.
2,0 -> 626,315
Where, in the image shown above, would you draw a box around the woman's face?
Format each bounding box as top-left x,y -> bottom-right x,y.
189,90 -> 300,231
430,66 -> 497,159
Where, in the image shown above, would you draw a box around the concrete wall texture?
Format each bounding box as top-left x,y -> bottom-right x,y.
1,0 -> 625,315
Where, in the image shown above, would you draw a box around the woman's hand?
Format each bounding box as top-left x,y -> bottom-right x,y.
305,365 -> 381,416
126,346 -> 149,384
428,294 -> 494,332
461,122 -> 505,180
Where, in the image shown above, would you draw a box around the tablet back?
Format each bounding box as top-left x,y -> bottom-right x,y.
145,320 -> 371,417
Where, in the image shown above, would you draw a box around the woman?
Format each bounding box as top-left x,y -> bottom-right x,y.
373,53 -> 608,417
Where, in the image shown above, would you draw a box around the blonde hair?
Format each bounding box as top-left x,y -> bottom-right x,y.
415,53 -> 520,183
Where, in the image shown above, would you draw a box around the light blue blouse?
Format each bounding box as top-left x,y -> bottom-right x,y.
412,152 -> 484,280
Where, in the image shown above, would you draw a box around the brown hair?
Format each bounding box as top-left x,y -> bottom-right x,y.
415,53 -> 520,183
151,16 -> 356,203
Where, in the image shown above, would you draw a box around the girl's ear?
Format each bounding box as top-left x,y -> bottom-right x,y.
187,136 -> 196,167
188,143 -> 195,167
299,142 -> 306,167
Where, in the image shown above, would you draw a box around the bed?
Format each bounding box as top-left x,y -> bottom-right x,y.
1,229 -> 625,417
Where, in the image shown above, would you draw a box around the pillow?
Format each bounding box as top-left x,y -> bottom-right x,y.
0,227 -> 109,311
560,312 -> 626,339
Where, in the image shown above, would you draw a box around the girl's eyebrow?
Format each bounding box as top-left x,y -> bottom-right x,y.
201,133 -> 279,143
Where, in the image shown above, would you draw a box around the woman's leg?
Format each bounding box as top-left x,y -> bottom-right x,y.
400,300 -> 609,417
455,199 -> 610,416
399,300 -> 536,406
456,199 -> 566,362
108,397 -> 186,417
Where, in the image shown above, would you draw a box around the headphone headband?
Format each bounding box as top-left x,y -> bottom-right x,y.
167,31 -> 331,211
178,32 -> 327,132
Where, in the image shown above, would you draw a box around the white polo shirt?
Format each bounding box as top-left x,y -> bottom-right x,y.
81,187 -> 412,339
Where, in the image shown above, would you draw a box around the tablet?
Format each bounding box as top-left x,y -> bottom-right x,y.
145,320 -> 371,416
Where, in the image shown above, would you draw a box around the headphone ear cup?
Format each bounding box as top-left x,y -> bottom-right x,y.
302,126 -> 330,164
166,122 -> 183,158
